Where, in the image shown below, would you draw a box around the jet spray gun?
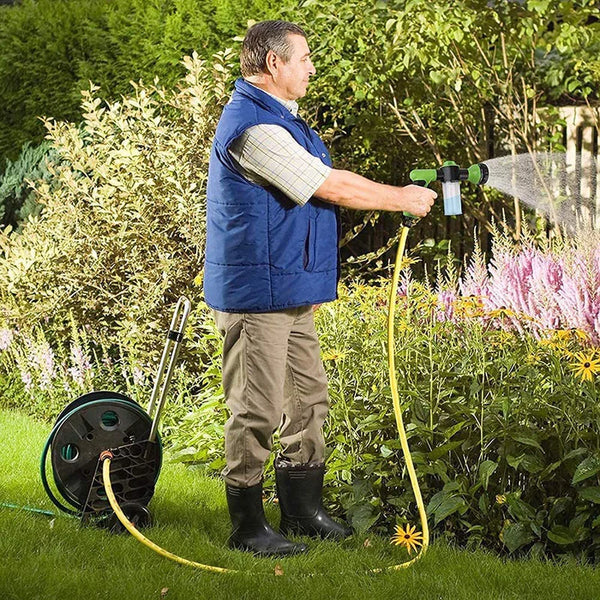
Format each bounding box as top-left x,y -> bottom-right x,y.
407,160 -> 489,218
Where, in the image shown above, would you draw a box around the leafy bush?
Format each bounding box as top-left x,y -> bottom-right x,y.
0,0 -> 113,161
0,301 -> 222,434
156,227 -> 600,561
2,0 -> 598,277
0,50 -> 236,359
316,279 -> 600,561
282,0 -> 600,264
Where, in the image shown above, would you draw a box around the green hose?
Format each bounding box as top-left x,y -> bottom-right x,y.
0,502 -> 57,518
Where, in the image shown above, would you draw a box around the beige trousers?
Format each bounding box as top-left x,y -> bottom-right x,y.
213,306 -> 329,488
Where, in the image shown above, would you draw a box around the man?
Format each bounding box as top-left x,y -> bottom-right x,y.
204,20 -> 436,557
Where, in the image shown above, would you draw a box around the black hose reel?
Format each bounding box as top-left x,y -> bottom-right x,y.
41,297 -> 191,532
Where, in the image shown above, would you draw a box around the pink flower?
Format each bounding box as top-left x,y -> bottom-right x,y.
34,341 -> 56,389
454,233 -> 600,342
0,328 -> 13,351
21,369 -> 33,391
68,344 -> 93,386
436,290 -> 457,322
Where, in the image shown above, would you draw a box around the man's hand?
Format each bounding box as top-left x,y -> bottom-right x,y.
395,184 -> 436,218
315,169 -> 437,215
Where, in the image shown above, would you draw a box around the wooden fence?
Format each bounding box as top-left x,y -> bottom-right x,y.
560,106 -> 599,228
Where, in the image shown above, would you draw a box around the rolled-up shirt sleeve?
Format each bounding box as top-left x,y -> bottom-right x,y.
228,124 -> 332,206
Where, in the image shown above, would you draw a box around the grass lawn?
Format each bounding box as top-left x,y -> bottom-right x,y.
1,407 -> 599,600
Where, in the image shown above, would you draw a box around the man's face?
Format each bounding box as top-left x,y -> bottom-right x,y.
271,34 -> 315,101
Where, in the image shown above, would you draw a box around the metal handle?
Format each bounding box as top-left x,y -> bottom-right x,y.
147,296 -> 192,443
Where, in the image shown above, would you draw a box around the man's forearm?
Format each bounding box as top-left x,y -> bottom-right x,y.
314,169 -> 436,217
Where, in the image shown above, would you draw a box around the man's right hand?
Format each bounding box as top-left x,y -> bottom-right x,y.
315,169 -> 437,215
395,184 -> 437,218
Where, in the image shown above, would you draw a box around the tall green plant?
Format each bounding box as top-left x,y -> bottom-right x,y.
0,0 -> 278,162
0,0 -> 113,161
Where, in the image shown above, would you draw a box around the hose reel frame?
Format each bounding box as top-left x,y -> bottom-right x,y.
40,296 -> 191,529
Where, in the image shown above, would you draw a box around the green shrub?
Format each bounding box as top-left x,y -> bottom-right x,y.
2,0 -> 598,267
0,50 -> 236,358
0,0 -> 278,162
0,0 -> 113,161
315,280 -> 600,561
281,0 -> 599,265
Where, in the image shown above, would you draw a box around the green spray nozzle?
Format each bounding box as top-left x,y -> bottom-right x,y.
408,160 -> 489,216
467,162 -> 489,186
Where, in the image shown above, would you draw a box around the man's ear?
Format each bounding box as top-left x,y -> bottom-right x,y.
265,49 -> 279,77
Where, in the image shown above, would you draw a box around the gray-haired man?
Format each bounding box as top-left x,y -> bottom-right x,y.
205,20 -> 436,557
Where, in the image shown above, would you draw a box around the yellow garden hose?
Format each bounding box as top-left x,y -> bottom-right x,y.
102,454 -> 236,574
101,224 -> 429,573
382,225 -> 430,569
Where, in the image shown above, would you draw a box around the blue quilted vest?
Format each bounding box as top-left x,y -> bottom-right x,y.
204,78 -> 340,312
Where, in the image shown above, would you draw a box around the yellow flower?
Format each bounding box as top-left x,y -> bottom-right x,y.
496,494 -> 506,505
390,523 -> 424,554
487,330 -> 513,348
546,328 -> 590,345
553,329 -> 573,341
455,295 -> 484,317
499,519 -> 511,542
538,336 -> 564,351
528,354 -> 543,365
322,349 -> 347,361
570,351 -> 600,382
416,295 -> 438,313
464,295 -> 484,307
570,328 -> 590,341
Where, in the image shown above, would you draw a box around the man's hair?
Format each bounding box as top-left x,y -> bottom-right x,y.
240,20 -> 307,78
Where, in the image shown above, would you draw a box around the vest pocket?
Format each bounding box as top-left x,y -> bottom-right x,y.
303,218 -> 316,271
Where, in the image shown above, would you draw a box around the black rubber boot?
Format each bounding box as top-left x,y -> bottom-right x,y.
275,459 -> 352,540
226,483 -> 308,556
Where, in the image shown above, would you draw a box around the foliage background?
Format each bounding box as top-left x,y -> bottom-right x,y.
1,0 -> 600,562
2,0 -> 599,260
0,0 -> 278,162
